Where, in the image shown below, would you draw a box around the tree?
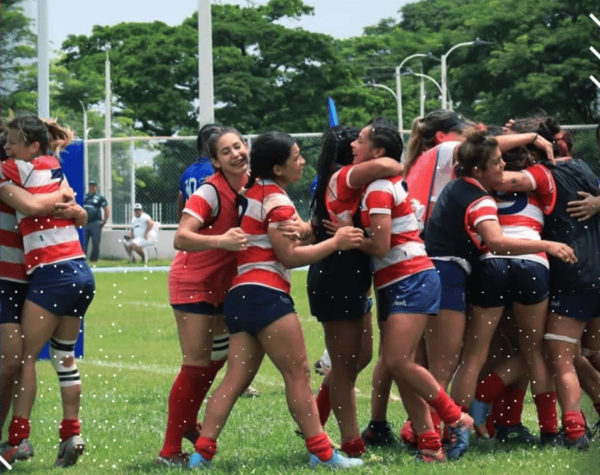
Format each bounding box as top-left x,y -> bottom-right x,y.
0,0 -> 37,115
58,0 -> 360,136
398,0 -> 600,124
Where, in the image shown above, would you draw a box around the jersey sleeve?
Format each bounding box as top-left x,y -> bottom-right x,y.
466,196 -> 498,229
183,183 -> 219,225
364,179 -> 394,215
522,163 -> 556,214
266,205 -> 296,227
0,161 -> 21,190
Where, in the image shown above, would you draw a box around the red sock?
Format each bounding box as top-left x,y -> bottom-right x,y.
486,391 -> 505,437
195,436 -> 218,461
316,383 -> 331,427
594,402 -> 600,418
562,411 -> 586,441
306,432 -> 333,462
7,417 -> 30,446
476,372 -> 506,403
160,365 -> 215,457
428,388 -> 461,425
341,437 -> 366,457
400,419 -> 418,445
417,430 -> 442,452
59,419 -> 81,442
430,410 -> 442,438
533,391 -> 558,434
499,387 -> 525,427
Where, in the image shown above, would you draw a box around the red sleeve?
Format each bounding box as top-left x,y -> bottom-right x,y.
364,181 -> 394,214
266,205 -> 296,225
523,164 -> 556,214
183,184 -> 218,225
466,196 -> 498,229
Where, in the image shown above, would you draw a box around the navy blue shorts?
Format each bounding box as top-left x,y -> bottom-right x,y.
433,260 -> 467,313
224,285 -> 295,336
307,248 -> 372,322
26,259 -> 95,317
171,302 -> 224,315
549,290 -> 600,322
0,280 -> 28,325
377,269 -> 441,321
467,258 -> 549,308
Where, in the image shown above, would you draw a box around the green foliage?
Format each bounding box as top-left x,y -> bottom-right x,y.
0,0 -> 37,115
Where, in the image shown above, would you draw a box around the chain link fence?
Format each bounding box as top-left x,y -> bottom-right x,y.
84,125 -> 599,228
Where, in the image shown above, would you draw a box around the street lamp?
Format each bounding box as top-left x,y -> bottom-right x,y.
395,52 -> 440,131
441,38 -> 492,110
406,69 -> 442,115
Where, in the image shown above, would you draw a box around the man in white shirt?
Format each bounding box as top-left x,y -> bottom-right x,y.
123,203 -> 155,262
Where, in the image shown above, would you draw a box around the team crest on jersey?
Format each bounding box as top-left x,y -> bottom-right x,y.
495,193 -> 528,215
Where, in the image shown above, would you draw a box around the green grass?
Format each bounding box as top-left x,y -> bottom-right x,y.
12,270 -> 599,474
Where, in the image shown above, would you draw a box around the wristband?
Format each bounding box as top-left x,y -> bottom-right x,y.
531,133 -> 538,144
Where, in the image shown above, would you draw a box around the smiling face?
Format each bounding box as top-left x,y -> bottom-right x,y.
351,126 -> 383,164
211,132 -> 249,178
475,146 -> 505,190
274,143 -> 305,187
3,128 -> 39,161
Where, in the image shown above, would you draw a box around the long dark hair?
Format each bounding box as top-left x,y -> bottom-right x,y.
246,131 -> 297,189
196,123 -> 224,156
509,114 -> 562,162
310,125 -> 359,233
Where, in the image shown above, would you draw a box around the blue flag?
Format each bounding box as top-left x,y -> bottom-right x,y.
327,97 -> 339,127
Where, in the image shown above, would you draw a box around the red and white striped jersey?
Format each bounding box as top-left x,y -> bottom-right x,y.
361,176 -> 434,289
326,165 -> 362,222
169,172 -> 239,306
482,164 -> 556,267
0,198 -> 27,283
0,157 -> 84,274
231,179 -> 296,294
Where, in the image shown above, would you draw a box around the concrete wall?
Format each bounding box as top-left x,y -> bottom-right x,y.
95,228 -> 176,260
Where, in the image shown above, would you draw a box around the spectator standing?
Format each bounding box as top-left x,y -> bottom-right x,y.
82,180 -> 109,262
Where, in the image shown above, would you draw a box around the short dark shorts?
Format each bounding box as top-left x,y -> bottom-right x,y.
549,290 -> 600,322
0,280 -> 28,325
433,260 -> 467,313
467,258 -> 549,308
26,259 -> 95,317
171,302 -> 224,315
224,285 -> 295,335
307,249 -> 372,322
377,269 -> 441,321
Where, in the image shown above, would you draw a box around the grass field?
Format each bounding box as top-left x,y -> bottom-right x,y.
9,267 -> 599,474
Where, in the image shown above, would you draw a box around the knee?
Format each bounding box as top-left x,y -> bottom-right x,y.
1,353 -> 21,377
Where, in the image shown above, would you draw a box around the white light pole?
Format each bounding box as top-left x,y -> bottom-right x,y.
395,53 -> 441,131
78,101 -> 89,193
395,53 -> 427,132
37,0 -> 50,117
198,0 -> 215,125
441,39 -> 492,110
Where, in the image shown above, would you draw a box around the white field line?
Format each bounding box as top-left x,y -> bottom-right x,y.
591,75 -> 600,89
591,46 -> 600,61
591,13 -> 600,28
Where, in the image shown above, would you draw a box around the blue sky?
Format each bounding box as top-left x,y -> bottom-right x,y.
23,0 -> 412,51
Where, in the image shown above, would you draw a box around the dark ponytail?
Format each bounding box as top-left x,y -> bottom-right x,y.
310,126 -> 359,235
